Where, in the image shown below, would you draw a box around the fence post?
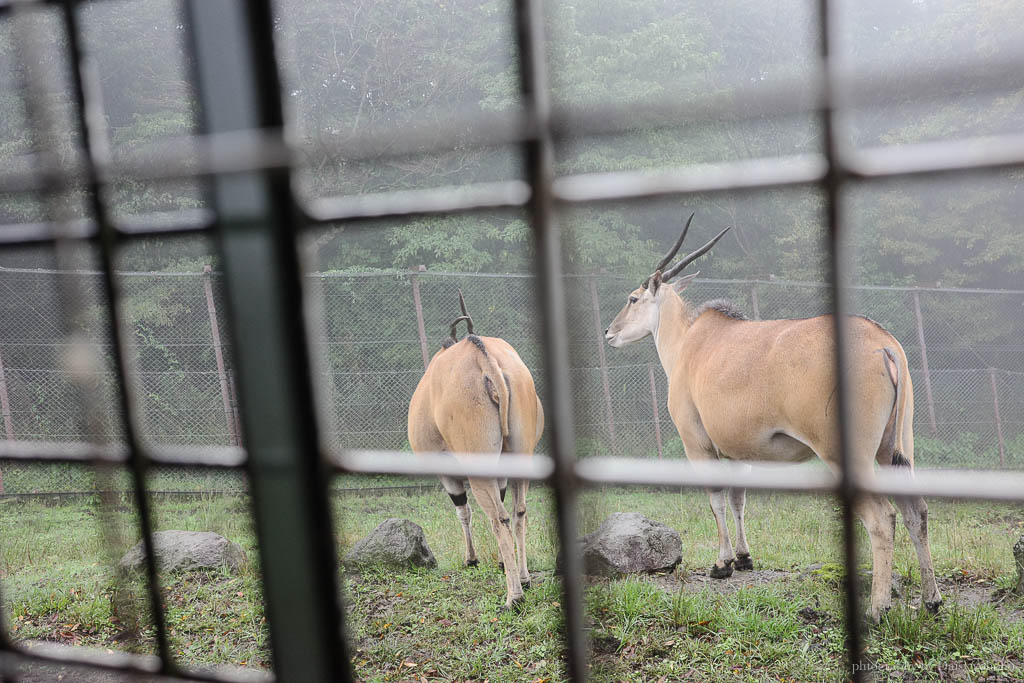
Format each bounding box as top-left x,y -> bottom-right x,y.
988,367 -> 1006,468
0,343 -> 12,493
410,265 -> 430,370
203,265 -> 239,447
750,285 -> 760,320
647,363 -> 664,459
589,277 -> 617,454
912,291 -> 938,435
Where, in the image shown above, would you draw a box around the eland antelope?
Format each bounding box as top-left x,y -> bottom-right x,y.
408,292 -> 544,611
604,214 -> 942,622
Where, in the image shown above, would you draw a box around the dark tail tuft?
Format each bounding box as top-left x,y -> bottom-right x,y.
892,450 -> 911,468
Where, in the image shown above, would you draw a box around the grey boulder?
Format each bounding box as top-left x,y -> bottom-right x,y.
120,530 -> 246,574
578,512 -> 682,578
344,518 -> 437,570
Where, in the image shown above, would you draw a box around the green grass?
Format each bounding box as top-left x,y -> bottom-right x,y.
1,485 -> 1022,681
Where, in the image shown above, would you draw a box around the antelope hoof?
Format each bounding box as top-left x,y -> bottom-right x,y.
710,559 -> 734,579
498,561 -> 505,571
521,579 -> 532,590
734,553 -> 753,571
465,558 -> 479,568
924,599 -> 943,614
498,595 -> 526,614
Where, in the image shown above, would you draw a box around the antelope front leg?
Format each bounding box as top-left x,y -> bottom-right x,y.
708,488 -> 736,578
441,476 -> 478,566
729,488 -> 753,570
468,477 -> 523,611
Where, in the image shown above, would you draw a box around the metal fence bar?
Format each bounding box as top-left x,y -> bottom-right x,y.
183,1 -> 351,680
646,363 -> 664,459
203,265 -> 239,447
913,290 -> 939,434
513,0 -> 588,678
55,0 -> 175,671
410,266 -> 431,370
989,367 -> 1006,468
817,0 -> 864,676
0,343 -> 9,492
589,276 -> 617,453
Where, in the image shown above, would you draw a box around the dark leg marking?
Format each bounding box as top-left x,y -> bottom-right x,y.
710,558 -> 734,579
448,491 -> 468,507
734,553 -> 753,571
499,487 -> 507,502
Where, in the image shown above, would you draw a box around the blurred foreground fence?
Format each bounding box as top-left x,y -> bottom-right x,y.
0,265 -> 1021,493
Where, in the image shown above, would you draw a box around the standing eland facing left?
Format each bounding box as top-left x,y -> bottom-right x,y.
408,291 -> 544,611
604,214 -> 942,622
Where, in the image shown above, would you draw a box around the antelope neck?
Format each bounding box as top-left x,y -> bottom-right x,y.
653,288 -> 691,379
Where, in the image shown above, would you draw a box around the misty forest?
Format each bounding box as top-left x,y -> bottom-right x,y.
0,0 -> 1022,283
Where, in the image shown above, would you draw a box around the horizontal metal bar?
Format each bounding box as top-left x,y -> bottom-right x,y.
6,641 -> 272,683
863,468 -> 1024,502
334,451 -> 1024,504
0,440 -> 244,468
0,218 -> 97,244
0,439 -> 125,463
577,457 -> 839,493
553,153 -> 827,204
845,131 -> 1024,180
303,180 -> 531,224
335,449 -> 555,481
113,207 -> 216,236
147,443 -> 246,468
0,208 -> 212,247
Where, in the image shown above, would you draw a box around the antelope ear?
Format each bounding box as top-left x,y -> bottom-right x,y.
671,271 -> 699,294
650,269 -> 664,293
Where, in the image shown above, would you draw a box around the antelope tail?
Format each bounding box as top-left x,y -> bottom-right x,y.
882,347 -> 911,467
468,335 -> 510,440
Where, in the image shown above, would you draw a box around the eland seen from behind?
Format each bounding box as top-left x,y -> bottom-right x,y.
603,214 -> 942,622
408,292 -> 544,611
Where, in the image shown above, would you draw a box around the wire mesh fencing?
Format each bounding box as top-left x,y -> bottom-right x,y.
1,266 -> 1022,493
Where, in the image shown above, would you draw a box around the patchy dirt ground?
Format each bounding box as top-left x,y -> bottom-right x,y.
638,564 -> 1024,623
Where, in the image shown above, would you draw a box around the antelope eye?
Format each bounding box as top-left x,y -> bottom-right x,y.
629,296 -> 638,304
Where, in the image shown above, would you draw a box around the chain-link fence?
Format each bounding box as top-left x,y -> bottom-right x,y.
1,266 -> 1021,492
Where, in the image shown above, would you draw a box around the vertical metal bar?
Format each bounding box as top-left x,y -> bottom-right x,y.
588,277 -> 617,453
55,0 -> 173,669
646,363 -> 663,459
912,291 -> 938,434
989,367 -> 1006,468
410,266 -> 431,370
0,343 -> 10,493
513,0 -> 588,679
183,2 -> 351,680
816,0 -> 865,678
750,285 -> 761,320
0,344 -> 14,440
228,370 -> 242,450
203,266 -> 238,446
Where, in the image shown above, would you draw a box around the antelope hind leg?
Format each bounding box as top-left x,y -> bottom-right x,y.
468,477 -> 524,611
441,476 -> 478,567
